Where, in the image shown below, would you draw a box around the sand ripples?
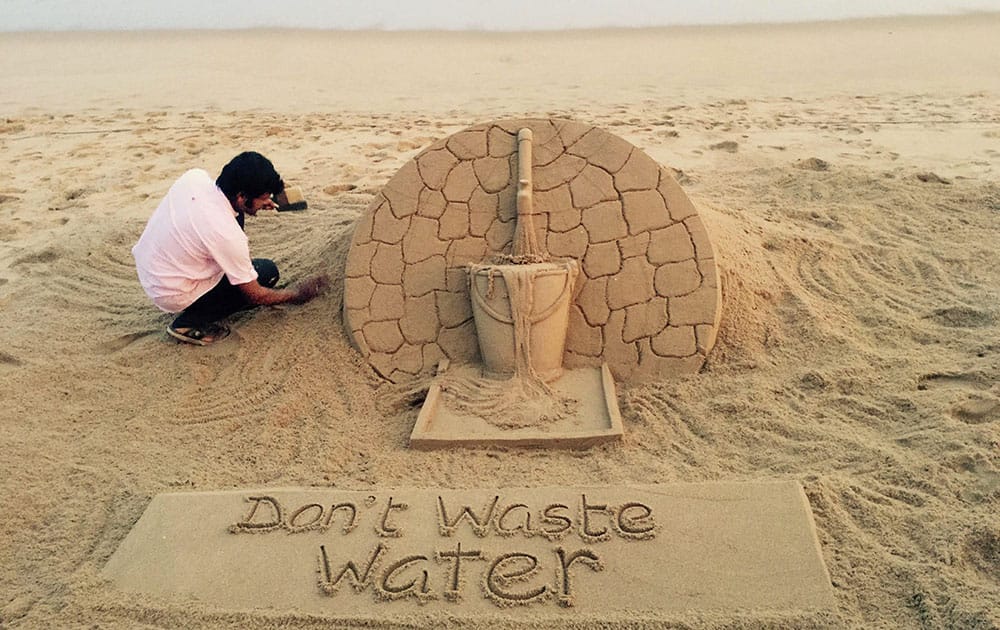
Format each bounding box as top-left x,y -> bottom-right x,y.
1,97 -> 997,627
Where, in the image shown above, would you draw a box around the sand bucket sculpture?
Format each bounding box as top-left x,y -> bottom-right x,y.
467,129 -> 579,383
416,127 -> 592,437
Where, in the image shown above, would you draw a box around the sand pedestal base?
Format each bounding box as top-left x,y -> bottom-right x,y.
409,362 -> 623,449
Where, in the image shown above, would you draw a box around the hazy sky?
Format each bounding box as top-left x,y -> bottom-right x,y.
4,0 -> 1000,31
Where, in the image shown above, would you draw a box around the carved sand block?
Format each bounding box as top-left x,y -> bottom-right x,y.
343,119 -> 722,446
103,483 -> 835,619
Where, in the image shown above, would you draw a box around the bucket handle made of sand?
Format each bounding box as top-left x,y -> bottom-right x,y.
469,264 -> 577,325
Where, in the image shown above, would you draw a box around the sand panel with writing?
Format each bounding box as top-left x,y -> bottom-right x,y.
103,483 -> 833,621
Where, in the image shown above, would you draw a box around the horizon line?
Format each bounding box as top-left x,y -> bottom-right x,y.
2,10 -> 997,35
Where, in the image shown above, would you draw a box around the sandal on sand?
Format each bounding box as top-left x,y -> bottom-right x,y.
166,323 -> 230,346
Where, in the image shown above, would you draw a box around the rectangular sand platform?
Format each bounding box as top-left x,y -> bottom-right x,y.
102,482 -> 835,623
410,363 -> 624,449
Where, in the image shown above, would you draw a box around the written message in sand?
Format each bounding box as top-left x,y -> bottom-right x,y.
237,491 -> 650,607
103,483 -> 833,618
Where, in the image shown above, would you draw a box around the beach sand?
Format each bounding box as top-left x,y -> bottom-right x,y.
1,14 -> 998,628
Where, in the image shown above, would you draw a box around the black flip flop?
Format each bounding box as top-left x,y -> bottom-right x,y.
166,323 -> 231,346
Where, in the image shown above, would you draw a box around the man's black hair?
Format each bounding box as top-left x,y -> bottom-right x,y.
216,152 -> 285,201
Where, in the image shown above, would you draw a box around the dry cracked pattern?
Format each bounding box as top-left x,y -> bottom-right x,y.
344,118 -> 721,383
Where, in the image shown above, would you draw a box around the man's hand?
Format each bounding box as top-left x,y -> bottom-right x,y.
238,274 -> 329,306
290,274 -> 329,304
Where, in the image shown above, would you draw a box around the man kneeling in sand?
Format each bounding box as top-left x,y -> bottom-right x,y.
132,152 -> 328,345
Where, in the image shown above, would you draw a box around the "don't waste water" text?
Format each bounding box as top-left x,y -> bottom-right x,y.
230,493 -> 657,608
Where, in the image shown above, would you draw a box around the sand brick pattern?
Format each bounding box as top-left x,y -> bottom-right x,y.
344,119 -> 721,382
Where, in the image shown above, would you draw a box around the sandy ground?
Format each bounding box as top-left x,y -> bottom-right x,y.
1,14 -> 998,629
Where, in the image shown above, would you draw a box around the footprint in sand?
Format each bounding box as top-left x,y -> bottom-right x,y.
12,247 -> 60,267
950,394 -> 999,425
709,140 -> 739,153
916,371 -> 992,391
924,306 -> 994,328
963,528 -> 1000,575
795,157 -> 830,171
323,184 -> 358,195
915,172 -> 951,184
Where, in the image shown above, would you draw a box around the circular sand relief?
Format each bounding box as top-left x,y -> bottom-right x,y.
343,118 -> 721,383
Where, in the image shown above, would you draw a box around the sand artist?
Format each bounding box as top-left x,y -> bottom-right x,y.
132,152 -> 329,345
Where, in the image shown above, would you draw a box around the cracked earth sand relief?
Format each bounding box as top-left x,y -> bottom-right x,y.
342,118 -> 722,447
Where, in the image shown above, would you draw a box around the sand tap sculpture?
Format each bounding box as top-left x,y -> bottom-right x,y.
467,128 -> 579,383
343,119 -> 722,447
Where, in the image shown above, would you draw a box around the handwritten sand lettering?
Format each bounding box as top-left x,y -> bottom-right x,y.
318,543 -> 386,595
483,552 -> 551,606
232,493 -> 653,608
437,495 -> 499,537
436,494 -> 653,543
379,554 -> 434,603
580,494 -> 612,543
437,541 -> 485,602
229,496 -> 369,535
228,496 -> 283,533
377,496 -> 408,537
287,503 -> 325,531
319,542 -> 602,608
554,547 -> 605,607
615,502 -> 656,540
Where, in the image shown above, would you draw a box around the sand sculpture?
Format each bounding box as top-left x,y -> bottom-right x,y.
343,118 -> 721,445
99,121 -> 835,618
467,128 -> 579,383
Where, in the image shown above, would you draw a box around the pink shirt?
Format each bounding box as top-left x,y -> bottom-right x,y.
132,169 -> 257,313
